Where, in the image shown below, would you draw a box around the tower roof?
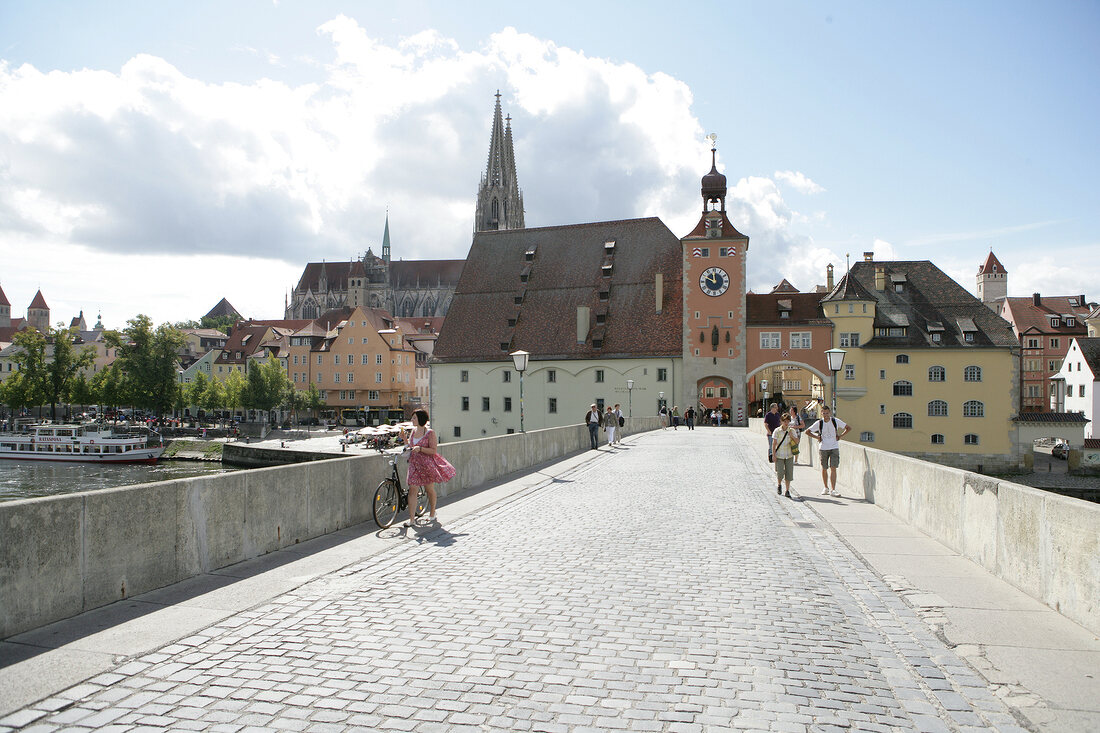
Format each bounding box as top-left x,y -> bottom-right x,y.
700,146 -> 727,207
475,91 -> 525,232
29,289 -> 48,310
204,297 -> 241,320
382,213 -> 391,262
822,273 -> 877,302
0,283 -> 9,307
977,250 -> 1007,275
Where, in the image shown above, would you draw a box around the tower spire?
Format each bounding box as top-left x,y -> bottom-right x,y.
475,90 -> 524,232
382,208 -> 391,264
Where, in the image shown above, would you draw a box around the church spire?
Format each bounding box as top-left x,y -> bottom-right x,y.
475,90 -> 524,232
382,209 -> 391,264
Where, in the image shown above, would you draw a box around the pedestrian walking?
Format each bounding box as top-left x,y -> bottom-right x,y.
671,405 -> 680,430
787,405 -> 805,464
806,405 -> 851,497
612,404 -> 624,444
771,413 -> 799,498
763,403 -> 782,463
584,404 -> 603,449
404,409 -> 455,527
684,406 -> 695,430
659,405 -> 668,429
604,405 -> 617,446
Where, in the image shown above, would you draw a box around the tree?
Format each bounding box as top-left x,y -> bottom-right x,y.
0,372 -> 36,416
200,314 -> 237,333
201,377 -> 225,421
244,357 -> 291,413
92,364 -> 124,417
185,371 -> 210,411
109,315 -> 185,416
224,369 -> 246,415
69,373 -> 94,414
41,324 -> 95,420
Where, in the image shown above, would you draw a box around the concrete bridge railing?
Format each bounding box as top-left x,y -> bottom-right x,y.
0,417 -> 661,639
750,418 -> 1098,635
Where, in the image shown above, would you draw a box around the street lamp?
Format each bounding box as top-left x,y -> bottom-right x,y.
626,379 -> 634,418
509,350 -> 529,433
760,378 -> 769,413
824,348 -> 847,414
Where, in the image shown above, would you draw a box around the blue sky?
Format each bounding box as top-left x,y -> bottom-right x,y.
1,1 -> 1097,327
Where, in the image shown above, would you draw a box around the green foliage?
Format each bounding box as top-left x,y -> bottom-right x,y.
7,325 -> 95,419
185,371 -> 210,408
91,364 -> 124,410
306,382 -> 323,411
201,376 -> 225,414
224,369 -> 246,411
108,315 -> 186,416
0,372 -> 35,412
243,356 -> 291,411
200,314 -> 237,333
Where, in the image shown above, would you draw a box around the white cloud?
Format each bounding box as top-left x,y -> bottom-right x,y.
774,170 -> 824,195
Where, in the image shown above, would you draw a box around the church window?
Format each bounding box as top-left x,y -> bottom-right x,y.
492,198 -> 499,222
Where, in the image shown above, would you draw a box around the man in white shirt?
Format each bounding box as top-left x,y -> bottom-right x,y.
806,406 -> 851,497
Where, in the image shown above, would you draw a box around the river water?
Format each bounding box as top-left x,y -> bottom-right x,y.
0,460 -> 240,502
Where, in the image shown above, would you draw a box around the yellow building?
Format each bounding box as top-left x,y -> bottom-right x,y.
825,255 -> 1020,471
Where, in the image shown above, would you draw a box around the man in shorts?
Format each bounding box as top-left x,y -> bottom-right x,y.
806,405 -> 851,497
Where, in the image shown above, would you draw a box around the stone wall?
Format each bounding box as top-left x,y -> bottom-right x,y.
0,417 -> 661,639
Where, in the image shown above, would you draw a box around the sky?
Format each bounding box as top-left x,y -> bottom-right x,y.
1,0 -> 1097,329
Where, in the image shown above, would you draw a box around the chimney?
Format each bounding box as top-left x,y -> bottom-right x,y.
863,251 -> 874,262
655,274 -> 664,314
826,264 -> 834,290
1032,293 -> 1041,307
875,266 -> 885,291
577,306 -> 590,344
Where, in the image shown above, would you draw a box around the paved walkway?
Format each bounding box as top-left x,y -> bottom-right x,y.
1,428 -> 1096,731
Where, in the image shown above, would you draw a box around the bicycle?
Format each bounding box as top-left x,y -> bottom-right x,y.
372,448 -> 428,528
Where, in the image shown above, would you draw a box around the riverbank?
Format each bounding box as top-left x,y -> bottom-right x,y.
162,438 -> 224,461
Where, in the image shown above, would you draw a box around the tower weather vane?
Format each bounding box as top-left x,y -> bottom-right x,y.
706,133 -> 718,150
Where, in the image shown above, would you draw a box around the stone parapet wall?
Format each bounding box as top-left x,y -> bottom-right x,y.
0,417 -> 660,639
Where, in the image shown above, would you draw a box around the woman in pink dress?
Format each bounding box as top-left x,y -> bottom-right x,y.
405,409 -> 456,527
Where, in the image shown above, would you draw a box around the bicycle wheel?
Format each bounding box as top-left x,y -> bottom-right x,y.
372,479 -> 399,528
414,487 -> 429,518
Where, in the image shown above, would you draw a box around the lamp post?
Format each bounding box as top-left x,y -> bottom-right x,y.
824,348 -> 847,414
509,350 -> 530,433
626,379 -> 634,418
760,378 -> 769,413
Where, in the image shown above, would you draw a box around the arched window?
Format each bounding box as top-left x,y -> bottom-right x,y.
893,412 -> 913,429
892,380 -> 913,396
928,366 -> 945,382
964,434 -> 980,445
896,354 -> 909,364
931,434 -> 945,444
928,400 -> 948,417
964,365 -> 982,382
491,198 -> 500,222
963,400 -> 984,417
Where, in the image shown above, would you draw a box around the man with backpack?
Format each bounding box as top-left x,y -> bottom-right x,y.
806,405 -> 851,497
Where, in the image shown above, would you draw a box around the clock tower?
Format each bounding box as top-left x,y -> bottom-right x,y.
681,137 -> 749,426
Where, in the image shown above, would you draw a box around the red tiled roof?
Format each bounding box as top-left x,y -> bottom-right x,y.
977,250 -> 1007,275
770,279 -> 799,294
747,293 -> 830,325
245,318 -> 312,330
28,290 -> 48,310
435,218 -> 683,362
1001,295 -> 1092,336
395,316 -> 444,335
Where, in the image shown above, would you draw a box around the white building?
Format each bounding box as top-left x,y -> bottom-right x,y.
1051,337 -> 1100,438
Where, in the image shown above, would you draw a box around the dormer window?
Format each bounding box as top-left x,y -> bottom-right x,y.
599,291 -> 609,301
525,246 -> 536,261
1051,317 -> 1060,328
1066,317 -> 1075,327
601,264 -> 612,277
1069,297 -> 1078,305
780,311 -> 789,319
604,240 -> 616,252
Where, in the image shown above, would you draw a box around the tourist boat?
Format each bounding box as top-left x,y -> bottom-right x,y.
0,423 -> 165,463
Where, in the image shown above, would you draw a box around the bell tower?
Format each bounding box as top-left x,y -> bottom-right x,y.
681,135 -> 750,426
474,91 -> 525,233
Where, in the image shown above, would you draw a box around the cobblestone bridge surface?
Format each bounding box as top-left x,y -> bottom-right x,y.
6,429 -> 1031,732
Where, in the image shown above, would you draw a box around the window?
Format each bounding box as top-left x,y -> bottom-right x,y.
782,380 -> 801,391
1079,385 -> 1086,398
698,248 -> 710,257
548,398 -> 557,413
334,354 -> 340,366
1066,318 -> 1075,327
657,368 -> 668,382
1026,385 -> 1042,398
460,370 -> 469,382
893,380 -> 912,396
363,337 -> 369,344
361,354 -> 369,365
461,397 -> 469,411
964,366 -> 982,382
368,390 -> 379,401
879,369 -> 886,380
928,400 -> 948,417
595,370 -> 605,383
928,366 -> 945,382
376,355 -> 383,365
963,400 -> 984,417
896,354 -> 909,364
1050,317 -> 1060,328
760,332 -> 781,349
779,311 -> 790,319
964,433 -> 979,445
931,333 -> 941,343
963,332 -> 974,343
375,372 -> 383,383
790,332 -> 811,349
844,364 -> 855,380
859,431 -> 875,442
1050,338 -> 1060,349
347,373 -> 354,383
293,355 -> 299,365
316,373 -> 323,383
705,387 -> 714,398
454,426 -> 461,438
931,434 -> 945,445
893,413 -> 913,429
1049,360 -> 1060,372
482,397 -> 490,411
504,397 -> 512,412
317,355 -> 323,365
547,370 -> 556,383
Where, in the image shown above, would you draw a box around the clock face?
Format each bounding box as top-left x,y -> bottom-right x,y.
699,267 -> 729,297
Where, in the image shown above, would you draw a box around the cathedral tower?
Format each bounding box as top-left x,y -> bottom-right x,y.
681,137 -> 750,426
474,91 -> 525,232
